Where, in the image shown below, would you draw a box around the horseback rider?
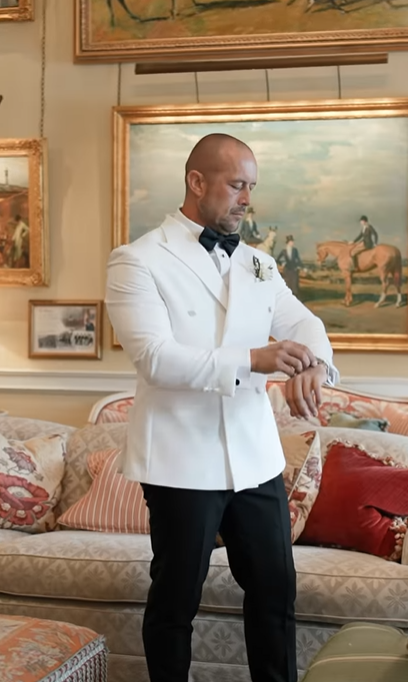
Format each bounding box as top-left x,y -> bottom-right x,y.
349,215 -> 378,270
238,206 -> 262,244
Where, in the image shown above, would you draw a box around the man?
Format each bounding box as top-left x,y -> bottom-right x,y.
11,214 -> 29,267
276,235 -> 303,298
239,205 -> 262,244
349,215 -> 378,270
105,133 -> 338,682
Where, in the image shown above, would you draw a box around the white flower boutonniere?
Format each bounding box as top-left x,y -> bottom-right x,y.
253,255 -> 273,282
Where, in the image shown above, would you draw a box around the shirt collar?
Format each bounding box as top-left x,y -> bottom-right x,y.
175,208 -> 204,241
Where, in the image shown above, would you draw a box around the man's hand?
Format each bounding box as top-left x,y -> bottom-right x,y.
250,340 -> 317,376
285,364 -> 327,419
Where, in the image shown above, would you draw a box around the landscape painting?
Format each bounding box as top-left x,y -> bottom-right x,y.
0,139 -> 48,286
113,100 -> 408,351
75,0 -> 408,63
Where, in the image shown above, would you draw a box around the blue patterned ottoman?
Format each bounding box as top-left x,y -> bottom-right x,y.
0,615 -> 108,681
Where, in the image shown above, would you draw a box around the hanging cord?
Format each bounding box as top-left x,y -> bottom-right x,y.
39,0 -> 47,138
337,65 -> 342,99
265,69 -> 271,101
117,63 -> 122,106
194,72 -> 200,104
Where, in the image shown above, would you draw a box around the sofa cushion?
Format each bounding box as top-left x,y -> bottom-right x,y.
0,530 -> 25,543
58,449 -> 150,534
281,431 -> 322,542
301,441 -> 408,562
59,423 -> 127,515
0,532 -> 408,629
0,416 -> 75,442
0,432 -> 66,533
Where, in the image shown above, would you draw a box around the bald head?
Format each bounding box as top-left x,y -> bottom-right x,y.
181,133 -> 258,235
185,133 -> 254,178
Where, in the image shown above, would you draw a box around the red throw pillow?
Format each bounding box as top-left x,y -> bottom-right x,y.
300,441 -> 408,561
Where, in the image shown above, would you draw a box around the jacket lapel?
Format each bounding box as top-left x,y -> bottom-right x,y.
223,244 -> 275,342
160,216 -> 228,310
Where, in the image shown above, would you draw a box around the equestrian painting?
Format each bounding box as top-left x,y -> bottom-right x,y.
113,100 -> 408,350
75,0 -> 408,62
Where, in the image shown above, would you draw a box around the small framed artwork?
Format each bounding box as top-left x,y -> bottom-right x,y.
112,99 -> 408,352
75,0 -> 408,64
0,0 -> 34,22
0,138 -> 48,286
28,300 -> 103,359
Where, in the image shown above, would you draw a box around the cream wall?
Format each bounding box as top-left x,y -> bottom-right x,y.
0,1 -> 408,425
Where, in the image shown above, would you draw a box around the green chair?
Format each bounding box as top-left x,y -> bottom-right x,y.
302,622 -> 408,682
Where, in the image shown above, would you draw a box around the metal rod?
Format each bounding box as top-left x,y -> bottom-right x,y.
337,65 -> 342,100
194,71 -> 200,103
265,69 -> 270,102
135,53 -> 388,75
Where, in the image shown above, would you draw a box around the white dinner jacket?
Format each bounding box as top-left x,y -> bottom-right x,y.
105,214 -> 337,492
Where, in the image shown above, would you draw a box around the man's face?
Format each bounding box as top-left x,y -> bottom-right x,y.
195,150 -> 258,234
360,220 -> 368,228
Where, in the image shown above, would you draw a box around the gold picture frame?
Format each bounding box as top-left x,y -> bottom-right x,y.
29,300 -> 103,359
0,0 -> 33,22
0,138 -> 49,286
112,98 -> 408,352
75,0 -> 408,64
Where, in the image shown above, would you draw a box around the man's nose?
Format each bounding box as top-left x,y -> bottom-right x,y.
239,187 -> 251,205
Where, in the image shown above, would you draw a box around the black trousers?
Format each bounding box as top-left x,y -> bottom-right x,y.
142,475 -> 297,682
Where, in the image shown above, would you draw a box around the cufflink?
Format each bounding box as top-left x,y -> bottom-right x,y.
235,379 -> 240,386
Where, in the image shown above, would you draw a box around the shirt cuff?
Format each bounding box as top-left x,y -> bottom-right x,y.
235,351 -> 252,388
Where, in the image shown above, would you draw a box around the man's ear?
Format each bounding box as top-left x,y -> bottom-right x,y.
186,170 -> 205,197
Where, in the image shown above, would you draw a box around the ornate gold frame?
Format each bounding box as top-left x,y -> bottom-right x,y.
112,98 -> 408,352
75,0 -> 408,63
28,300 -> 103,359
0,138 -> 49,286
0,0 -> 33,22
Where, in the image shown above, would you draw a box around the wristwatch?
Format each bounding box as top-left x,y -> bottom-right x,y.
315,358 -> 330,381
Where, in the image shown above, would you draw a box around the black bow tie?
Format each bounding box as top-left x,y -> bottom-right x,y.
198,227 -> 240,257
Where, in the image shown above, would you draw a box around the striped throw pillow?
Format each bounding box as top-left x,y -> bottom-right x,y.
58,449 -> 150,534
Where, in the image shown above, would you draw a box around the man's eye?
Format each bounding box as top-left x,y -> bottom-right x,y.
231,184 -> 242,190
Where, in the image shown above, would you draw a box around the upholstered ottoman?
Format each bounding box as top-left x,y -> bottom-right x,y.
302,622 -> 408,681
0,615 -> 108,681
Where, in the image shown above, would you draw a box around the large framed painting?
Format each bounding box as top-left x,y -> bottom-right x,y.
0,0 -> 33,22
0,139 -> 49,286
112,99 -> 408,352
75,0 -> 408,63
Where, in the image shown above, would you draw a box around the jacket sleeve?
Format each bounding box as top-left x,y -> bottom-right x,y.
105,247 -> 248,397
269,267 -> 339,386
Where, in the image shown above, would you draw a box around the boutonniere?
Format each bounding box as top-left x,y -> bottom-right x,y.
253,255 -> 273,282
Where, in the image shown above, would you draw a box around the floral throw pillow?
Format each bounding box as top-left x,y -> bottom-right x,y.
281,431 -> 322,543
216,431 -> 322,548
0,432 -> 66,533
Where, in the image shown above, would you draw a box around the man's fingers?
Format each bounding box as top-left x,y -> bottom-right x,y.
312,378 -> 323,408
285,374 -> 321,419
281,342 -> 317,370
286,377 -> 310,419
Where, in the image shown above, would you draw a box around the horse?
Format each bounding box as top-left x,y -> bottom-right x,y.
248,227 -> 278,256
316,240 -> 403,308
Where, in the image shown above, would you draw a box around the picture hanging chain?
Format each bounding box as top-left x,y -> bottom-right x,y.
39,0 -> 47,138
194,72 -> 200,104
117,63 -> 122,106
265,69 -> 271,101
337,65 -> 342,99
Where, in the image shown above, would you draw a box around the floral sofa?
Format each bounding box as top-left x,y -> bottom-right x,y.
0,382 -> 408,682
